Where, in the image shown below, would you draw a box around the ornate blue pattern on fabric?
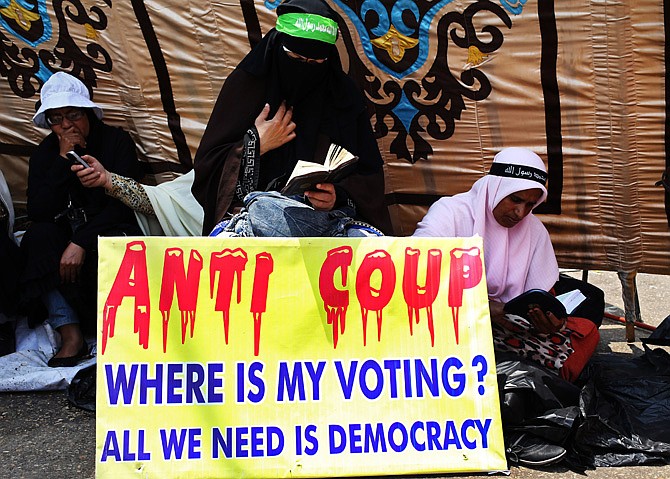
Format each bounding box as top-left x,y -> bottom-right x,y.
499,0 -> 527,15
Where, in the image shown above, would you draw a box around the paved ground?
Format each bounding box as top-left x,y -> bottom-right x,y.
0,270 -> 668,479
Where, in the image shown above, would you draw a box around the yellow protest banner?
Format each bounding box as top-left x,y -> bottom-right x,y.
96,236 -> 506,478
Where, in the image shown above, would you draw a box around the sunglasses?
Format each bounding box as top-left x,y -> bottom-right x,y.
46,108 -> 85,126
282,46 -> 327,65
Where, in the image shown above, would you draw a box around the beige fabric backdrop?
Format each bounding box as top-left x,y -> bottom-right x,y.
0,0 -> 667,273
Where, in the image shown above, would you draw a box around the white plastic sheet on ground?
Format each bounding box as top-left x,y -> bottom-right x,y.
0,316 -> 96,392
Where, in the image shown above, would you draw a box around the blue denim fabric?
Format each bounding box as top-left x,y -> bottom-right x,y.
220,210 -> 255,237
41,288 -> 79,330
211,191 -> 378,238
248,191 -> 356,237
209,219 -> 230,237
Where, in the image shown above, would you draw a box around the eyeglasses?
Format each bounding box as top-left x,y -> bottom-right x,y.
46,109 -> 85,126
282,46 -> 327,65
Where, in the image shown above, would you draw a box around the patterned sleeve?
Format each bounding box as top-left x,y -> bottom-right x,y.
235,128 -> 261,201
106,173 -> 155,217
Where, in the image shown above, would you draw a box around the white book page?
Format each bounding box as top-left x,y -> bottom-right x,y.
326,143 -> 355,169
286,160 -> 327,182
555,289 -> 587,314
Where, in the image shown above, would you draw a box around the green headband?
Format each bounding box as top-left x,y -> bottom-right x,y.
276,13 -> 338,44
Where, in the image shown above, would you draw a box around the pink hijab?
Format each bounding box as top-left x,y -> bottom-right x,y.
413,147 -> 559,302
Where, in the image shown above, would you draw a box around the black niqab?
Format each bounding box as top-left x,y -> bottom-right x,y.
191,0 -> 391,234
238,29 -> 367,186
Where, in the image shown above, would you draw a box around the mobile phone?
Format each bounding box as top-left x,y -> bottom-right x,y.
66,150 -> 89,168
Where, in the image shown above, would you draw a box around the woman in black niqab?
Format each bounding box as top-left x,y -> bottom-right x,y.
191,0 -> 391,235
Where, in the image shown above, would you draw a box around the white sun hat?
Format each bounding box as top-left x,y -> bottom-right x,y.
32,72 -> 103,129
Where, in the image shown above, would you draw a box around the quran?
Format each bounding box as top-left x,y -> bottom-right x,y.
281,143 -> 358,196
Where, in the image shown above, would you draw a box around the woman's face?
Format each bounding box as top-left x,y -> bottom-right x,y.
46,106 -> 90,139
493,188 -> 543,228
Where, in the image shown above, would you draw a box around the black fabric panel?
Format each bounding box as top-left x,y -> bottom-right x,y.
130,0 -> 192,168
0,143 -> 35,156
535,0 -> 562,215
240,0 -> 263,48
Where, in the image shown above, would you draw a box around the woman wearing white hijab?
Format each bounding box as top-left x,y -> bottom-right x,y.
414,147 -> 599,382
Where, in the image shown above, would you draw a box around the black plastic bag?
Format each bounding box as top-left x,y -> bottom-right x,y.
574,315 -> 670,467
497,353 -> 582,442
68,363 -> 96,412
496,354 -> 585,469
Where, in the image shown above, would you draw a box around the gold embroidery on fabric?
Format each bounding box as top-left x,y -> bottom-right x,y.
107,173 -> 154,217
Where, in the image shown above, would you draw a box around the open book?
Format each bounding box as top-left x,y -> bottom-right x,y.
281,143 -> 358,196
503,288 -> 586,320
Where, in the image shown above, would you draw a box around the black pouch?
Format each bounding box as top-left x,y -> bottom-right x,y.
65,206 -> 88,233
54,195 -> 88,233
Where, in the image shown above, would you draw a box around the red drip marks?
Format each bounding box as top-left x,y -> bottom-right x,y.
403,248 -> 442,346
451,307 -> 460,344
181,310 -> 196,340
407,306 -> 421,336
161,310 -> 170,353
361,308 -> 369,345
102,304 -> 116,355
319,246 -> 353,348
360,308 -> 385,346
222,311 -> 231,344
210,249 -> 248,344
102,241 -> 150,354
253,312 -> 263,356
326,305 -> 347,348
356,250 -> 395,347
251,253 -> 274,356
427,306 -> 435,347
159,248 -> 203,353
375,309 -> 384,342
448,247 -> 483,345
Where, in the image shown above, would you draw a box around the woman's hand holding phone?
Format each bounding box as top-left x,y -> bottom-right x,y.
70,154 -> 110,190
66,150 -> 89,168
